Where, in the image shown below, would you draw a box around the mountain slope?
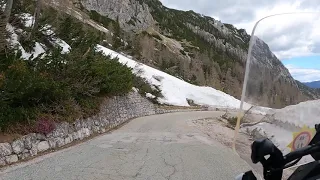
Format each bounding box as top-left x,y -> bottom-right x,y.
296,81 -> 320,99
96,45 -> 245,108
6,3 -> 266,111
53,0 -> 318,108
304,81 -> 320,88
0,3 -> 147,132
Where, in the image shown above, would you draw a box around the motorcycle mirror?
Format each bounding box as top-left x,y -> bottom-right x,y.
251,138 -> 281,164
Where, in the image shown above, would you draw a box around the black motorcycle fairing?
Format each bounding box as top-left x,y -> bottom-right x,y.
251,138 -> 284,179
288,160 -> 320,180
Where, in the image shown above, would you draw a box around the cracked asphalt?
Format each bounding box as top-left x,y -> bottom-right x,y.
0,111 -> 252,180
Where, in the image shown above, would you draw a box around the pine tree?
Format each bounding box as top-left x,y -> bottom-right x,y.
112,17 -> 122,49
27,0 -> 42,40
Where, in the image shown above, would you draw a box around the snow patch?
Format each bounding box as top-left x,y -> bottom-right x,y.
7,24 -> 45,59
20,13 -> 34,28
7,24 -> 28,58
146,93 -> 156,99
96,45 -> 252,109
1,3 -> 6,11
55,39 -> 71,54
250,106 -> 273,115
132,87 -> 139,93
32,42 -> 46,58
41,25 -> 55,36
234,34 -> 245,43
40,25 -> 70,53
7,21 -> 69,59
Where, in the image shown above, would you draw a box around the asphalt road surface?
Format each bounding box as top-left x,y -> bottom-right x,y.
0,111 -> 252,180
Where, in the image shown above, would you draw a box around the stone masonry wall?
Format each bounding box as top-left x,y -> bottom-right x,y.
0,91 -> 202,166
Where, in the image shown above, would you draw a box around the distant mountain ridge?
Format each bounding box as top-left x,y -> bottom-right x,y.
304,81 -> 320,88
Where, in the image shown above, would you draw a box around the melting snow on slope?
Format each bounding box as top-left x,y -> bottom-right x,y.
242,100 -> 319,164
40,25 -> 71,54
234,34 -> 245,43
20,13 -> 34,28
55,39 -> 71,54
146,93 -> 156,99
32,42 -> 46,58
96,45 -> 252,109
7,24 -> 45,59
7,13 -> 71,58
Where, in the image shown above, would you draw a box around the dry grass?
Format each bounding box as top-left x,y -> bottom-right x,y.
0,133 -> 22,143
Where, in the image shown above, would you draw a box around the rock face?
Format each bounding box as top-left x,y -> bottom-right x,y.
30,143 -> 39,156
5,155 -> 18,164
23,133 -> 37,150
18,151 -> 31,160
0,157 -> 6,166
11,139 -> 25,154
80,0 -> 155,31
0,143 -> 13,157
243,38 -> 308,107
186,23 -> 247,64
37,141 -> 50,152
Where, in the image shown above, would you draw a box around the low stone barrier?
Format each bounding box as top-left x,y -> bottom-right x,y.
0,91 -> 204,166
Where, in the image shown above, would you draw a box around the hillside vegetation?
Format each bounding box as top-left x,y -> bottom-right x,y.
0,1 -> 154,133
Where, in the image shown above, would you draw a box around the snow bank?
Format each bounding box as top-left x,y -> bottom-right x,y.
244,100 -> 320,140
249,106 -> 273,115
242,100 -> 319,164
273,100 -> 320,128
96,45 -> 272,115
96,45 -> 248,109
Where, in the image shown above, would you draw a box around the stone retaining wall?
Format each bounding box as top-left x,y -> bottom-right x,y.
0,91 -> 203,166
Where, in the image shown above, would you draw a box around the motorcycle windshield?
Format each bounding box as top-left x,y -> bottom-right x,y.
235,12 -> 320,170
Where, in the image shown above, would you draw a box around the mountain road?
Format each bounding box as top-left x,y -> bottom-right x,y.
0,111 -> 252,180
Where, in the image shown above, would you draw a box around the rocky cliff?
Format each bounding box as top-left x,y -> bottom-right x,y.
81,0 -> 155,31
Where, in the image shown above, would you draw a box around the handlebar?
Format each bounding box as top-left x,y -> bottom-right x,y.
284,141 -> 320,165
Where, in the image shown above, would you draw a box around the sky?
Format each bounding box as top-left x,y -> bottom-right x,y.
159,0 -> 320,82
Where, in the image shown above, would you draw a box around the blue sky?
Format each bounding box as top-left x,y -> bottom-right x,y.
283,56 -> 320,69
282,56 -> 320,82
